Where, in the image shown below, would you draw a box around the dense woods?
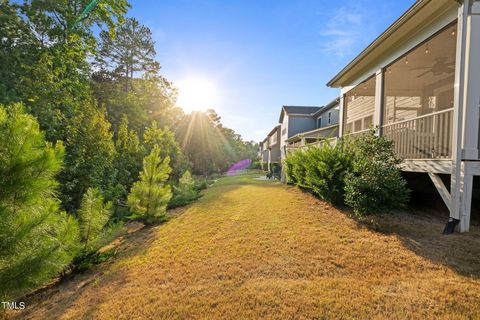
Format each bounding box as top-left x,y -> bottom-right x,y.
0,0 -> 257,301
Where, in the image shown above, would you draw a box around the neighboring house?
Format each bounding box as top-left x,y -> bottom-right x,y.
259,137 -> 269,170
267,125 -> 281,171
327,0 -> 480,232
257,141 -> 264,168
278,106 -> 320,159
285,98 -> 340,147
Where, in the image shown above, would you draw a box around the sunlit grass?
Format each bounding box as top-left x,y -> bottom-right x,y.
14,172 -> 480,319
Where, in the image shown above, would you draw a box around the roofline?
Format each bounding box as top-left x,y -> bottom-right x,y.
267,125 -> 281,137
286,124 -> 339,142
327,0 -> 434,87
282,105 -> 322,108
312,97 -> 340,117
279,105 -> 322,123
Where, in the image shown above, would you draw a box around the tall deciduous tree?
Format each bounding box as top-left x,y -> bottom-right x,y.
127,145 -> 172,225
113,116 -> 144,199
58,101 -> 116,211
0,104 -> 79,300
143,121 -> 191,181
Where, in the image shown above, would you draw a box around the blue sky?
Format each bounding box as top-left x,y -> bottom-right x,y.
128,0 -> 415,142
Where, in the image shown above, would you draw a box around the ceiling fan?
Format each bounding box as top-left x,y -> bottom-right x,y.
410,57 -> 455,78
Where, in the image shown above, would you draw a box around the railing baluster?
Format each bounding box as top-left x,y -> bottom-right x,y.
380,109 -> 453,160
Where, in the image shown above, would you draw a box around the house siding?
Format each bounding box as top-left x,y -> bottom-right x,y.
288,116 -> 317,138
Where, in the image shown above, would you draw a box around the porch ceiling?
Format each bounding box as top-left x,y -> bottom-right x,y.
327,0 -> 459,88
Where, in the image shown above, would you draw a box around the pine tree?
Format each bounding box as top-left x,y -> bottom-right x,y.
77,188 -> 112,253
170,170 -> 199,207
0,104 -> 79,300
143,121 -> 191,180
95,17 -> 160,92
176,171 -> 197,199
127,145 -> 172,225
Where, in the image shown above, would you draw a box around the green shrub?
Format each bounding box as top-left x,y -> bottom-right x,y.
194,177 -> 209,191
249,160 -> 262,169
74,248 -> 117,272
344,129 -> 410,216
303,142 -> 352,205
170,170 -> 201,208
284,150 -> 308,186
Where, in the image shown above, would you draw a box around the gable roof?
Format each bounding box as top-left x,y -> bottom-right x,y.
267,125 -> 281,137
279,106 -> 321,123
312,98 -> 340,118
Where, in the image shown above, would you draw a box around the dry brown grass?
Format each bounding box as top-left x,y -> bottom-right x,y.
10,172 -> 480,320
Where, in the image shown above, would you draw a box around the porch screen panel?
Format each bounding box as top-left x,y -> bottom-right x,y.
383,23 -> 457,159
343,76 -> 376,134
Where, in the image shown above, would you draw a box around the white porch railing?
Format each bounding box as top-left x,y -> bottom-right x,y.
381,108 -> 454,160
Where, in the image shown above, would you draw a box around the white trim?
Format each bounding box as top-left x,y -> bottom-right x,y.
381,108 -> 454,128
399,159 -> 452,174
450,2 -> 468,225
374,69 -> 384,133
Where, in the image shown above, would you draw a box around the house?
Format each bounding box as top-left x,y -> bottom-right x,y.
278,106 -> 320,157
327,0 -> 480,232
267,125 -> 281,172
285,98 -> 340,148
259,138 -> 269,170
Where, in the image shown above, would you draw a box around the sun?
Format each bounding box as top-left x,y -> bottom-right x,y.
176,77 -> 219,113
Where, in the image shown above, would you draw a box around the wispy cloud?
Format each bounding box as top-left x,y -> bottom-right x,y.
319,5 -> 373,57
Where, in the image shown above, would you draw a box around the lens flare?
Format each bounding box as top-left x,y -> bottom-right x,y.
226,159 -> 252,176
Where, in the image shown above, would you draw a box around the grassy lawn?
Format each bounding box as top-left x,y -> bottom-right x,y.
13,170 -> 480,319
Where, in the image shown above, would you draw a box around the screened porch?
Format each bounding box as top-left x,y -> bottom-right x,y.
342,22 -> 457,160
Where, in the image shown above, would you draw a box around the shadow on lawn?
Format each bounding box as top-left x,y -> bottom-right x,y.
291,181 -> 480,279
355,210 -> 480,279
13,173 -> 272,319
12,221 -> 165,320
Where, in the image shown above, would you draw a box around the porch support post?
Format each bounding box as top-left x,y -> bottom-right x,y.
268,148 -> 272,172
373,69 -> 384,136
461,0 -> 480,160
450,0 -> 479,232
459,163 -> 474,231
338,95 -> 345,137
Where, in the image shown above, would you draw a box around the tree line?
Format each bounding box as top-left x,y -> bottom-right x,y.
0,0 -> 257,301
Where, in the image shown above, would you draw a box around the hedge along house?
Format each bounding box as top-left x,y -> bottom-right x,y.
327,0 -> 480,232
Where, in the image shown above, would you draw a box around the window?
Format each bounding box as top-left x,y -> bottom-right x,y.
364,115 -> 373,128
328,112 -> 331,125
344,76 -> 376,133
270,133 -> 277,145
383,22 -> 457,124
317,117 -> 322,128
